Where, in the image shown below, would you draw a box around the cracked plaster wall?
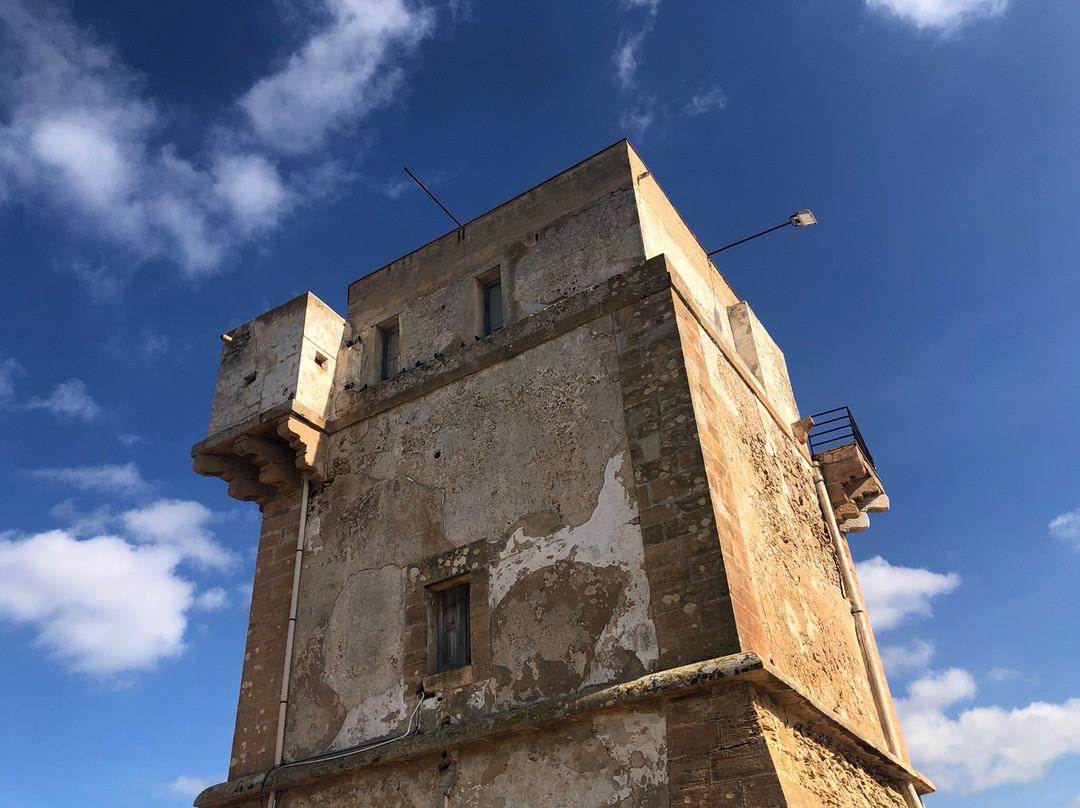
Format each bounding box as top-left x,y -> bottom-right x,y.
284,322 -> 660,760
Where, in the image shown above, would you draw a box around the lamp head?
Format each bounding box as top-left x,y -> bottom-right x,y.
790,209 -> 817,227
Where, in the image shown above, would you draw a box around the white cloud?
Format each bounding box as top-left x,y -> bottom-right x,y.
0,530 -> 192,674
682,87 -> 727,118
866,0 -> 1009,31
855,555 -> 960,630
900,667 -> 978,714
193,587 -> 229,611
30,462 -> 151,496
239,0 -> 437,154
23,378 -> 101,421
880,639 -> 936,674
986,667 -> 1020,683
898,669 -> 1080,793
0,0 -> 439,278
166,775 -> 213,799
0,1 -> 227,274
0,498 -> 235,674
212,153 -> 288,233
121,499 -> 238,571
1050,508 -> 1080,550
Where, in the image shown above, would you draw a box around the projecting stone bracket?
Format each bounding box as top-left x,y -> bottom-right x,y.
192,412 -> 330,508
812,442 -> 889,535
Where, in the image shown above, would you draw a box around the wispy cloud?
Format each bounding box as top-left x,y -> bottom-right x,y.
0,496 -> 235,674
165,775 -> 214,800
0,357 -> 23,401
682,86 -> 727,118
609,2 -> 727,138
614,27 -> 652,91
880,638 -> 936,674
0,0 -> 439,280
29,462 -> 152,496
239,0 -> 436,154
897,669 -> 1080,792
855,555 -> 961,630
22,378 -> 100,421
193,587 -> 229,611
619,98 -> 658,142
866,0 -> 1009,32
1050,508 -> 1080,550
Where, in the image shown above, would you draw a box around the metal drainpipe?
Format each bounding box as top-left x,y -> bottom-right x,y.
811,464 -> 924,808
268,472 -> 310,808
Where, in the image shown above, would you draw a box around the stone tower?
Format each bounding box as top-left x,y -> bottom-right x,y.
192,141 -> 932,808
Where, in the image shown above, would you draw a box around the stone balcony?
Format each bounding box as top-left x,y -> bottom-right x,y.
803,408 -> 889,535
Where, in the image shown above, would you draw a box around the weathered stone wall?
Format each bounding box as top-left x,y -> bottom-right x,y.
612,287 -> 740,670
340,143 -> 647,396
727,301 -> 799,429
754,690 -> 909,808
229,490 -> 304,778
673,295 -> 887,749
284,320 -> 661,760
627,149 -> 741,339
665,684 -> 788,808
277,706 -> 669,808
209,293 -> 344,437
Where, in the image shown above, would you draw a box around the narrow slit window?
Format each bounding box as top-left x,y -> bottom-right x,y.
380,324 -> 399,380
435,582 -> 470,673
483,279 -> 503,335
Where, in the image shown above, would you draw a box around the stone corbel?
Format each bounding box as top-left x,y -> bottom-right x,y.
193,454 -> 276,506
278,415 -> 328,479
814,443 -> 890,535
233,435 -> 302,493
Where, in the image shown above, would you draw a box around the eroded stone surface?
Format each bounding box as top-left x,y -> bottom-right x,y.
281,708 -> 668,808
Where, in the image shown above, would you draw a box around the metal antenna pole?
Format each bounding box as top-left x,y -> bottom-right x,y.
404,166 -> 464,234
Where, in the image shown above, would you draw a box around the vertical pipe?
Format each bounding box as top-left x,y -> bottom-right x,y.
268,472 -> 310,808
812,465 -> 923,808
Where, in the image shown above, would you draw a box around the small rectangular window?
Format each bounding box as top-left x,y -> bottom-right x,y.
483,279 -> 503,336
435,582 -> 470,673
380,324 -> 399,380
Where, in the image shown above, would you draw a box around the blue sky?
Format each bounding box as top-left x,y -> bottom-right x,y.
0,0 -> 1077,805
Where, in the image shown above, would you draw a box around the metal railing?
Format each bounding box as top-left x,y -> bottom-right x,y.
807,407 -> 876,470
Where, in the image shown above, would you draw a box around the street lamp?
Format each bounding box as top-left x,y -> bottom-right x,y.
707,210 -> 818,256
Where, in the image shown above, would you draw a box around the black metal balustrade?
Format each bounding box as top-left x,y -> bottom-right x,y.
807,407 -> 876,471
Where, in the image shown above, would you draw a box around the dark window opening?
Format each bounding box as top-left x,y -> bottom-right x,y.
435,582 -> 470,673
483,279 -> 503,336
380,324 -> 399,380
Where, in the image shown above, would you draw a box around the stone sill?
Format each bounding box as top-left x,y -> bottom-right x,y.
194,652 -> 932,807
